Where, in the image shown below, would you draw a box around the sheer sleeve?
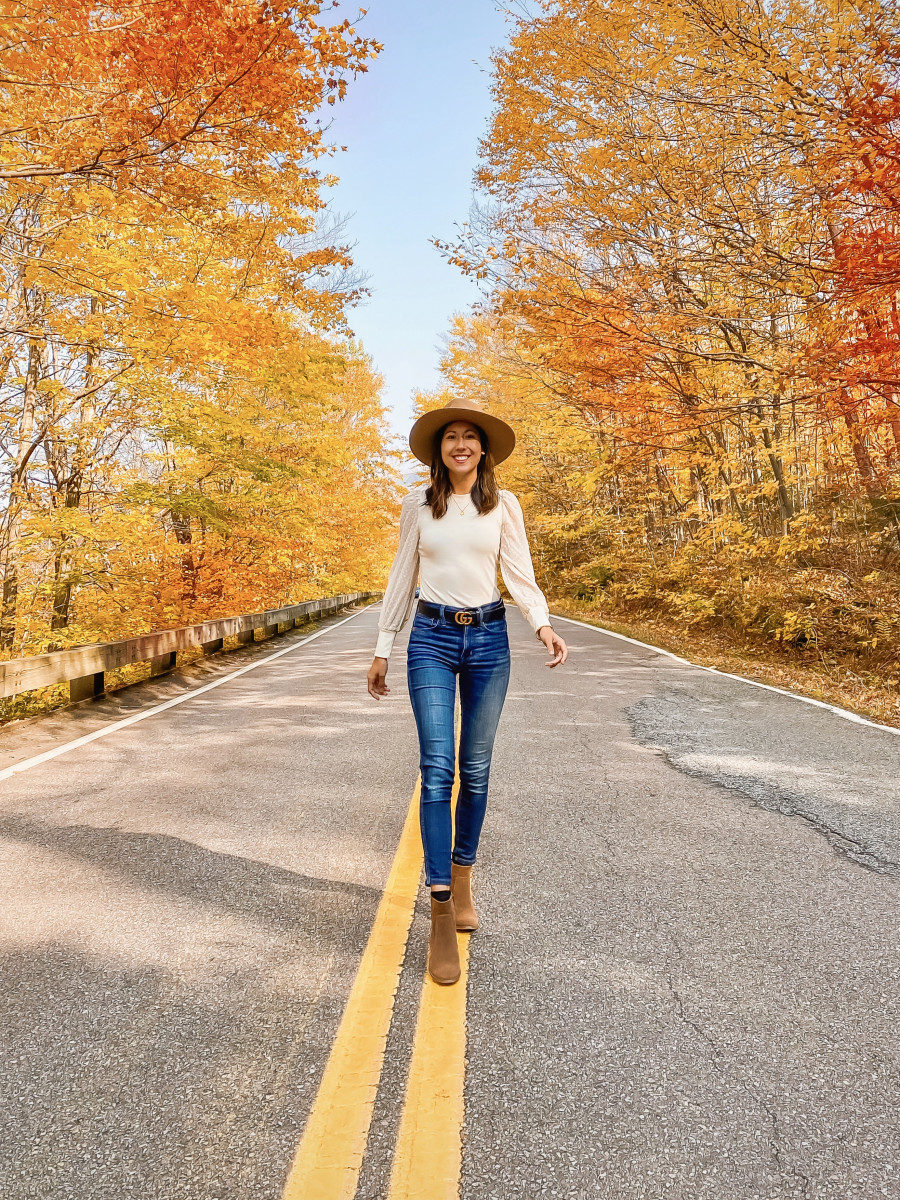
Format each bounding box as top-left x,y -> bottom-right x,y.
374,489 -> 422,658
498,491 -> 551,634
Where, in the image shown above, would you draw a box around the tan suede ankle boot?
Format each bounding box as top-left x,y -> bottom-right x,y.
428,894 -> 461,985
451,863 -> 479,932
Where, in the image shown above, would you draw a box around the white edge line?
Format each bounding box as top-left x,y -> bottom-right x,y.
552,611 -> 900,737
0,605 -> 373,782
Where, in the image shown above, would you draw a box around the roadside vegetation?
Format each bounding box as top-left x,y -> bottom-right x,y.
0,1 -> 396,667
5,0 -> 900,730
424,0 -> 900,727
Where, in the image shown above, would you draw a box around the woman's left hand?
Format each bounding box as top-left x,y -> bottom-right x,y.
537,626 -> 568,667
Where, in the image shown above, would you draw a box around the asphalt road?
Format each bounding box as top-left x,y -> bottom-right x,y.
1,602 -> 898,1199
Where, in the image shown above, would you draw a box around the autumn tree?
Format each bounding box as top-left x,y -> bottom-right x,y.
0,1 -> 395,658
437,0 -> 900,697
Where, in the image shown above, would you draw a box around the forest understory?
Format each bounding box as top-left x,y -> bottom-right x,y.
550,547 -> 900,727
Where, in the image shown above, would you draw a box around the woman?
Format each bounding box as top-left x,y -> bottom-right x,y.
367,397 -> 568,985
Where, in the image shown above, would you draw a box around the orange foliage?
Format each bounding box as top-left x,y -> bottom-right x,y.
0,1 -> 395,660
435,0 -> 900,717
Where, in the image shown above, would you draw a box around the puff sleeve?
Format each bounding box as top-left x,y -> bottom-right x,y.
498,491 -> 551,634
374,489 -> 422,658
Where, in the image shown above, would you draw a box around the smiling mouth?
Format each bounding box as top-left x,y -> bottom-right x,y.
451,454 -> 471,463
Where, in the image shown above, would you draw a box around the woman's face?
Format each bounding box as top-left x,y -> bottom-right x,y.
440,421 -> 484,477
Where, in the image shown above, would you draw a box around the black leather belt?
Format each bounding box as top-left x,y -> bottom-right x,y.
416,599 -> 506,627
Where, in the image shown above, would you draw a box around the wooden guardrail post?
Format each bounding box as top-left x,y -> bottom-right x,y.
70,671 -> 105,703
150,652 -> 177,676
202,638 -> 224,655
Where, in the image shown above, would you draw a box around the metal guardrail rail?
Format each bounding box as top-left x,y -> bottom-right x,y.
0,591 -> 380,703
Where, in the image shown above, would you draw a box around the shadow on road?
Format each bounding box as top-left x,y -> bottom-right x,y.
0,813 -> 379,931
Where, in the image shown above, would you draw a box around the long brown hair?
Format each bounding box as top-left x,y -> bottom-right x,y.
425,422 -> 500,519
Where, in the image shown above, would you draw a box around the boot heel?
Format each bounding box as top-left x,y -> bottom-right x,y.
428,895 -> 461,985
451,863 -> 479,932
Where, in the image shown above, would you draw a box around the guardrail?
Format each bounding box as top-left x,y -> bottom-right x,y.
0,591 -> 380,703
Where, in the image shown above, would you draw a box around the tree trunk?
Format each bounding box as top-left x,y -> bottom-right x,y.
171,511 -> 196,600
50,301 -> 99,632
0,336 -> 42,650
837,390 -> 900,530
750,396 -> 794,525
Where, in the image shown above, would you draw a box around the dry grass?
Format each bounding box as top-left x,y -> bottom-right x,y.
553,598 -> 900,729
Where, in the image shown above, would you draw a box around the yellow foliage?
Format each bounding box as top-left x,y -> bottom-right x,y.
430,0 -> 900,718
0,2 -> 395,660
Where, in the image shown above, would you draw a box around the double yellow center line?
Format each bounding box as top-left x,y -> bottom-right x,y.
281,774 -> 470,1200
388,935 -> 470,1199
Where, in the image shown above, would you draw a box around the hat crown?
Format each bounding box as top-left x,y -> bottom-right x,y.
438,396 -> 481,415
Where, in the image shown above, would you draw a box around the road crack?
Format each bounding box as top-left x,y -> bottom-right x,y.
627,711 -> 900,877
660,933 -> 814,1197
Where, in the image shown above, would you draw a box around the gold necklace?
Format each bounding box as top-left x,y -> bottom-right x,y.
451,493 -> 471,516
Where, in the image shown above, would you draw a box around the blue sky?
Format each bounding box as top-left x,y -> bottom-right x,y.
322,1 -> 510,436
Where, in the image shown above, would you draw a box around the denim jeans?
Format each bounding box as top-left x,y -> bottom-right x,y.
406,603 -> 511,887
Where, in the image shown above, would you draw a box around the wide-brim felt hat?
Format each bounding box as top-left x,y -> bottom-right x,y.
408,397 -> 516,466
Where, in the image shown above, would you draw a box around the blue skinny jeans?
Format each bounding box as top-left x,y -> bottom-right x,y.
406,603 -> 511,887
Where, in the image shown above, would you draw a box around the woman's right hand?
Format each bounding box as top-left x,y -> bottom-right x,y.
367,657 -> 390,699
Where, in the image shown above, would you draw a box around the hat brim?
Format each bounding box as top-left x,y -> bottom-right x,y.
409,407 -> 516,466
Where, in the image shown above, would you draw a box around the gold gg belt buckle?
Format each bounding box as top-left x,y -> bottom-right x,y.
454,610 -> 474,625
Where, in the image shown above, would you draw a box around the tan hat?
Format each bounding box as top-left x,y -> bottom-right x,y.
408,397 -> 516,466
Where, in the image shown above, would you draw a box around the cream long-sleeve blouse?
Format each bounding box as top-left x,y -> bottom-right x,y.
374,485 -> 552,659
